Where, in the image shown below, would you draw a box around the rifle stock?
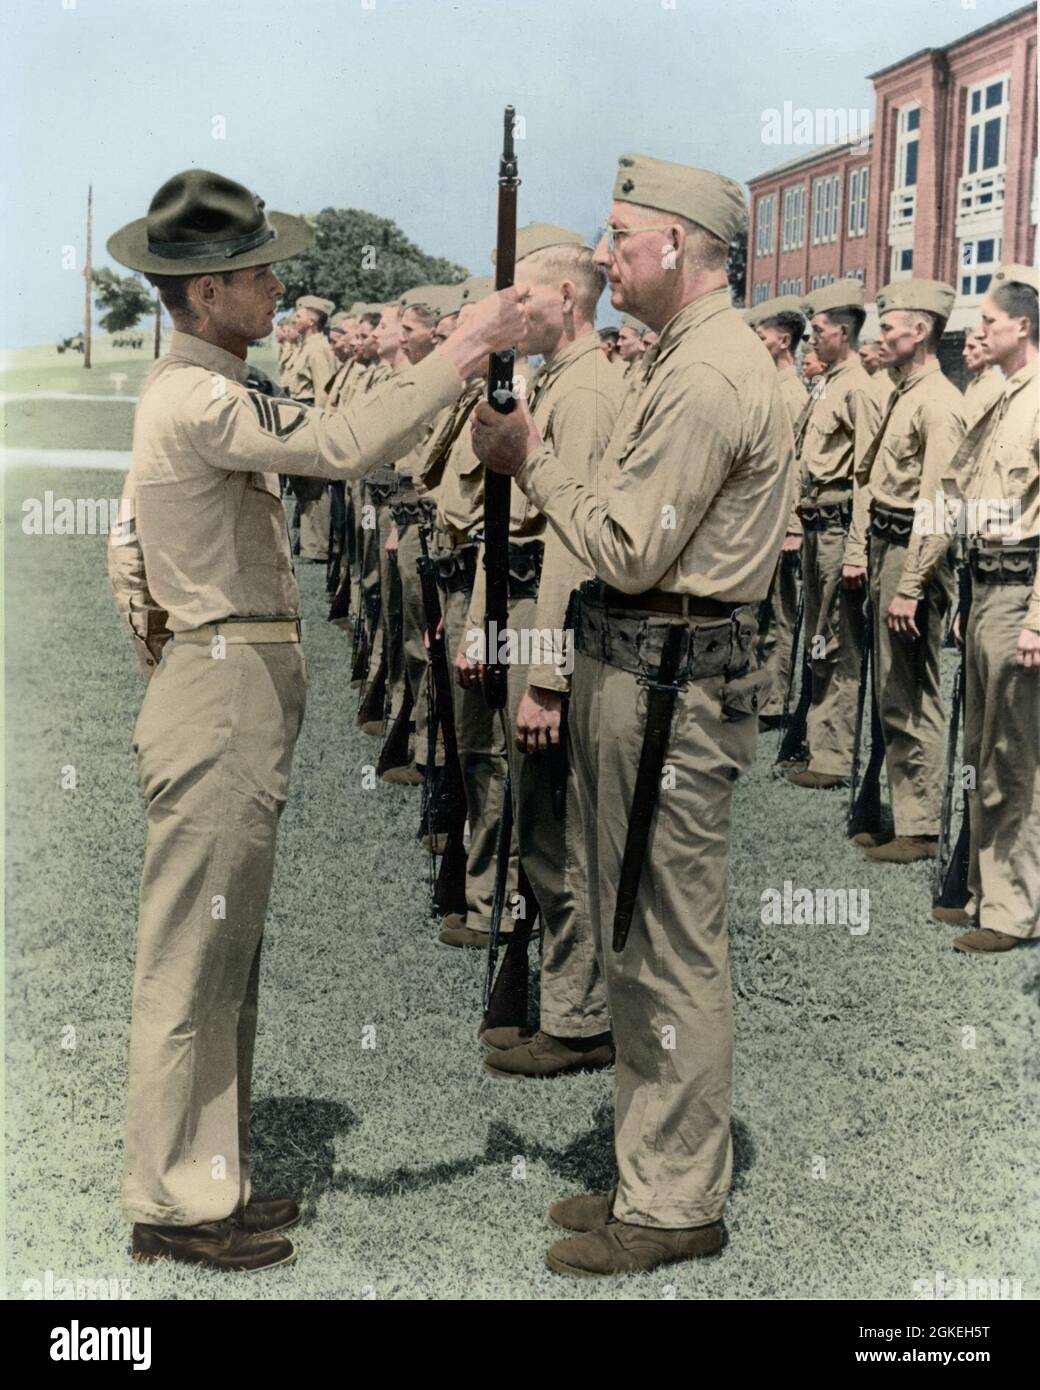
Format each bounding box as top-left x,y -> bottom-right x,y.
934,563 -> 972,908
847,596 -> 892,838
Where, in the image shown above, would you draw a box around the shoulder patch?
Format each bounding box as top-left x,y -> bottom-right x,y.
247,391 -> 308,440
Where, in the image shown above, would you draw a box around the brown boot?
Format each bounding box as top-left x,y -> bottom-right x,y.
131,1219 -> 295,1272
864,835 -> 938,864
851,829 -> 894,848
482,1030 -> 614,1079
480,1025 -> 534,1051
381,764 -> 422,786
358,719 -> 385,737
546,1218 -> 726,1278
784,769 -> 847,789
548,1188 -> 616,1232
233,1198 -> 300,1235
953,927 -> 1022,954
439,923 -> 488,948
931,905 -> 971,926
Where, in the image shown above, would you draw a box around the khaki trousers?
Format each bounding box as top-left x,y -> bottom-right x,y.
297,481 -> 331,563
443,587 -> 516,932
869,534 -> 953,836
359,497 -> 385,680
964,583 -> 1040,938
570,650 -> 757,1227
397,523 -> 433,765
756,551 -> 800,718
505,594 -> 607,1037
122,639 -> 306,1225
802,522 -> 865,776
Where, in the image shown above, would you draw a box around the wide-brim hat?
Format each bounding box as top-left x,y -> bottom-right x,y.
107,169 -> 312,275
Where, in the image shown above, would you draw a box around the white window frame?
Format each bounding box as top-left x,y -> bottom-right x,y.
781,184 -> 806,251
958,235 -> 1003,300
755,193 -> 776,257
895,103 -> 921,191
847,167 -> 869,237
963,74 -> 1010,179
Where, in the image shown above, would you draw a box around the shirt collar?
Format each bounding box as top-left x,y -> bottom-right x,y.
1003,358 -> 1037,398
893,359 -> 941,395
167,330 -> 251,385
642,287 -> 733,376
534,330 -> 603,391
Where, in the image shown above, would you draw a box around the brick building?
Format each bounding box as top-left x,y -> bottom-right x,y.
746,4 -> 1037,378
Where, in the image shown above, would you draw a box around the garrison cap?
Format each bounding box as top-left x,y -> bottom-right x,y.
349,301 -> 370,316
992,263 -> 1039,294
398,284 -> 445,316
876,279 -> 956,318
107,169 -> 312,276
800,278 -> 865,317
745,294 -> 806,328
434,282 -> 467,319
508,223 -> 590,264
460,275 -> 494,305
613,153 -> 746,244
296,295 -> 336,317
329,311 -> 350,329
619,313 -> 650,335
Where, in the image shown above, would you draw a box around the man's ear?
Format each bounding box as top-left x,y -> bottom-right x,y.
188,274 -> 219,317
560,279 -> 577,315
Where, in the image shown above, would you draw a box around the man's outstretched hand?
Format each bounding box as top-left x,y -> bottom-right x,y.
471,397 -> 544,476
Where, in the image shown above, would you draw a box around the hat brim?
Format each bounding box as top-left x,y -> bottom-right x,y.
106,210 -> 312,275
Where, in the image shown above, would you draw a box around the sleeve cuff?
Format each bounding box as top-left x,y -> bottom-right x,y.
515,444 -> 569,512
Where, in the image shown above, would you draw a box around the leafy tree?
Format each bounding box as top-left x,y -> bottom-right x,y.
726,233 -> 747,306
91,268 -> 155,332
274,208 -> 468,310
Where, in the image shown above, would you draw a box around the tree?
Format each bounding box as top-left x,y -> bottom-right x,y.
91,268 -> 155,332
274,208 -> 468,310
726,232 -> 747,307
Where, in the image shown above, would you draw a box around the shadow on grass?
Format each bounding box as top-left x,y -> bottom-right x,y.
252,1095 -> 756,1220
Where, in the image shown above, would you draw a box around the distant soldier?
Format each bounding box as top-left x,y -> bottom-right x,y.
614,313 -> 649,379
598,325 -> 620,361
859,334 -> 895,411
746,294 -> 808,726
417,277 -> 519,945
961,326 -> 1004,426
848,279 -> 965,862
286,295 -> 338,563
915,265 -> 1039,952
460,224 -> 625,1079
784,279 -> 881,789
473,154 -> 791,1278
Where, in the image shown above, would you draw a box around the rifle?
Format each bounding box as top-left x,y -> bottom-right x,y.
776,613 -> 811,766
483,862 -> 538,1035
417,532 -> 468,914
375,682 -> 414,778
482,104 -> 520,713
934,563 -> 972,908
846,596 -> 892,839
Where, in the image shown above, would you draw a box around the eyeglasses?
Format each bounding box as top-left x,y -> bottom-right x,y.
603,223 -> 675,255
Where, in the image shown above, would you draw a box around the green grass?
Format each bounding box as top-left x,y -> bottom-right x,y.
4,453 -> 1039,1300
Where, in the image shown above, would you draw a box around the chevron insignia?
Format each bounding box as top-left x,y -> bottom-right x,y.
247,391 -> 308,439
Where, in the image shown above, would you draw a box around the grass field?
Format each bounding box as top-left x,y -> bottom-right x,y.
3,347 -> 1038,1301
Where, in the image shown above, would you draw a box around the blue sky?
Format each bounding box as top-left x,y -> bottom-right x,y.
0,0 -> 1027,347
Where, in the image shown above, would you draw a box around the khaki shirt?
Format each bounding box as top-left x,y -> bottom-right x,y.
420,380 -> 485,543
918,360 -> 1039,629
278,340 -> 301,393
513,287 -> 794,602
289,332 -> 338,406
776,364 -> 808,426
847,360 -> 966,585
107,330 -> 461,636
326,358 -> 359,410
799,356 -> 881,499
962,366 -> 1005,428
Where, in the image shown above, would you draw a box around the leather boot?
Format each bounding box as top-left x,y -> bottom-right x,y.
546,1217 -> 726,1278
131,1219 -> 295,1272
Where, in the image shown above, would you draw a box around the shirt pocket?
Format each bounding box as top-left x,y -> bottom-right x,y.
993,439 -> 1038,501
234,474 -> 293,571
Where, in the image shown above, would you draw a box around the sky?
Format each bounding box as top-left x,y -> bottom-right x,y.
0,0 -> 1029,347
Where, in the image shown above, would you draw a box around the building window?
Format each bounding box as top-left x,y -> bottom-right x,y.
848,167 -> 869,237
755,194 -> 776,257
781,184 -> 806,250
890,246 -> 914,280
779,278 -> 804,296
898,105 -> 920,188
811,176 -> 840,244
752,281 -> 771,305
959,236 -> 1002,298
844,268 -> 865,283
965,76 -> 1009,178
